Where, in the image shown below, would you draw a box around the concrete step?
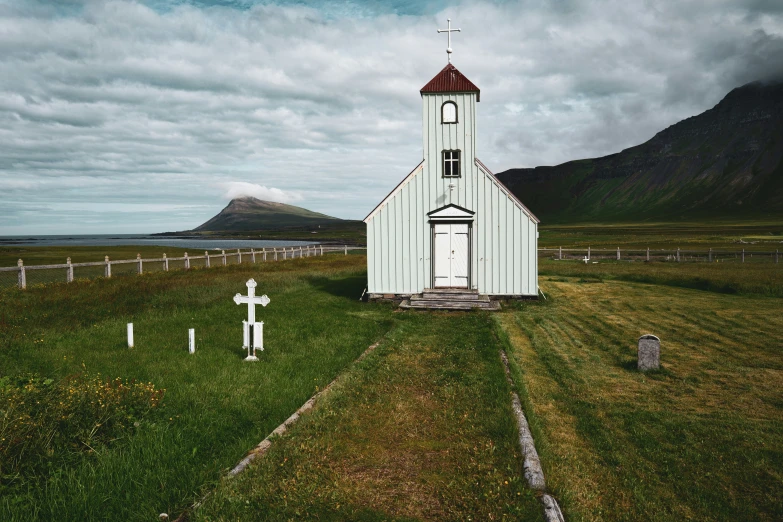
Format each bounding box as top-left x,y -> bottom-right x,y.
400,299 -> 500,311
418,293 -> 490,301
423,288 -> 478,295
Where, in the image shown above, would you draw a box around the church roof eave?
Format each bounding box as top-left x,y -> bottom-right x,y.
475,158 -> 540,224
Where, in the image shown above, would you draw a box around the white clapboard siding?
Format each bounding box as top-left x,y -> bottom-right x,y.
365,84 -> 539,296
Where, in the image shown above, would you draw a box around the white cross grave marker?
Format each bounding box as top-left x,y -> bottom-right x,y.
233,279 -> 270,361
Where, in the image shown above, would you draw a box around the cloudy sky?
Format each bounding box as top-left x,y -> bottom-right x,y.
1,0 -> 782,235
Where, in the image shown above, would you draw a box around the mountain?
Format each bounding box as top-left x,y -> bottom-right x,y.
496,80 -> 783,223
194,197 -> 346,231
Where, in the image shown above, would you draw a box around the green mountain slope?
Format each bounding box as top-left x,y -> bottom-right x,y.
496,80 -> 783,223
194,197 -> 345,231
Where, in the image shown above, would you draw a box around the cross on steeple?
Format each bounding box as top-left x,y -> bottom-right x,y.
437,18 -> 461,63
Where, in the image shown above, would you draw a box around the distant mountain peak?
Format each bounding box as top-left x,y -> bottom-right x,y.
193,197 -> 343,232
496,79 -> 783,222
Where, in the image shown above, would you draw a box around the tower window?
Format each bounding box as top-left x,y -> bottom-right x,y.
442,101 -> 457,124
443,150 -> 461,177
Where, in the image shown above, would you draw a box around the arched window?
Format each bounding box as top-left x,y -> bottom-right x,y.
442,101 -> 457,124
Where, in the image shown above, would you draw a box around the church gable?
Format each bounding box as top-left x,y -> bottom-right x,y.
427,203 -> 475,221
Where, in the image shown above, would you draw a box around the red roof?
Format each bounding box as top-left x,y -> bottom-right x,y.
420,63 -> 480,102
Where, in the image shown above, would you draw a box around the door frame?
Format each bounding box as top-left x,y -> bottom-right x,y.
430,220 -> 472,289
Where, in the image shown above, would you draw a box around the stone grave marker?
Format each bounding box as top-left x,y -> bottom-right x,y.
638,334 -> 660,371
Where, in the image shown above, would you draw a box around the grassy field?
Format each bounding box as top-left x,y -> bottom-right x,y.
539,258 -> 783,297
497,275 -> 783,521
195,312 -> 544,521
2,239 -> 782,520
0,254 -> 392,521
539,221 -> 783,251
0,245 -> 199,267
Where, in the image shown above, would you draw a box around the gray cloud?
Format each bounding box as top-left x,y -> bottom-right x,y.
0,0 -> 781,234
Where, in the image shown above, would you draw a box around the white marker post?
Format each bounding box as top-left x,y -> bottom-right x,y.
233,279 -> 270,361
188,328 -> 195,354
127,323 -> 134,348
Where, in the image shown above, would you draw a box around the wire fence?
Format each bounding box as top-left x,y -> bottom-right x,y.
540,247 -> 782,264
0,245 -> 362,291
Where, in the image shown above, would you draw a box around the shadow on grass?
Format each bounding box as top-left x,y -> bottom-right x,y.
307,274 -> 366,300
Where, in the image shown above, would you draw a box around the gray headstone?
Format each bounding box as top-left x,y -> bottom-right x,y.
638,334 -> 660,371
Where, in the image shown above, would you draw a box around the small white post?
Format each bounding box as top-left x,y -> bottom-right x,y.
617,247 -> 620,260
188,328 -> 195,354
320,245 -> 323,256
184,252 -> 190,269
646,247 -> 650,261
127,323 -> 134,348
559,246 -> 562,260
263,248 -> 267,262
251,249 -> 256,263
344,245 -> 348,255
237,249 -> 242,264
163,253 -> 169,271
299,246 -> 303,258
742,249 -> 745,263
587,246 -> 590,260
66,257 -> 74,283
677,248 -> 680,262
137,253 -> 143,275
274,248 -> 278,261
222,250 -> 227,266
105,256 -> 111,278
205,251 -> 210,268
283,249 -> 287,260
17,259 -> 26,289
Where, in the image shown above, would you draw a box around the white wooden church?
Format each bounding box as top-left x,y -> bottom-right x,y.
364,22 -> 539,306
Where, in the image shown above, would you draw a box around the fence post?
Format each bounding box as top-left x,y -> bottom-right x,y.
237,249 -> 242,264
184,252 -> 190,270
646,247 -> 650,261
344,245 -> 348,255
17,259 -> 26,289
221,250 -> 226,266
708,248 -> 712,262
587,246 -> 590,260
559,246 -> 562,260
617,247 -> 620,261
251,249 -> 256,263
163,253 -> 169,271
137,253 -> 143,275
677,248 -> 680,262
205,251 -> 210,268
320,245 -> 323,256
274,248 -> 278,261
105,256 -> 111,278
263,248 -> 267,262
66,257 -> 74,283
299,246 -> 303,258
742,249 -> 745,263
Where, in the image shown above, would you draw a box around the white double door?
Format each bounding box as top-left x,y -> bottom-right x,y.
433,223 -> 469,288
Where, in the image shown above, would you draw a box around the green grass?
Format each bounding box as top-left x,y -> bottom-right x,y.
0,255 -> 393,521
539,258 -> 783,297
195,312 -> 544,521
539,221 -> 783,251
497,275 -> 783,521
0,245 -> 194,267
